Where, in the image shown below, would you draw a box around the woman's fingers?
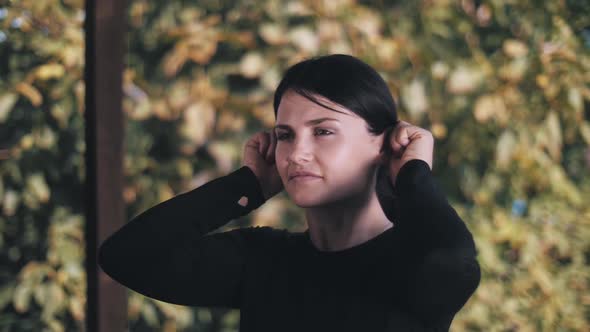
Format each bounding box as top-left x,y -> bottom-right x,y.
389,131 -> 399,157
396,122 -> 411,145
390,123 -> 409,157
266,131 -> 274,163
259,131 -> 269,158
257,133 -> 263,155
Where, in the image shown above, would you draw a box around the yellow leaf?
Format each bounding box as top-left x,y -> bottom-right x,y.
495,129 -> 517,170
261,65 -> 281,92
0,281 -> 15,311
163,320 -> 176,332
530,264 -> 553,296
128,292 -> 144,320
167,80 -> 191,112
289,26 -> 319,53
2,190 -> 20,217
27,173 -> 51,203
153,299 -> 194,328
401,78 -> 429,118
474,94 -> 506,124
328,39 -> 352,54
179,100 -> 216,149
221,309 -> 240,327
446,65 -> 484,94
250,101 -> 275,128
503,39 -> 529,57
176,159 -> 193,179
430,122 -> 447,139
45,319 -> 65,332
431,61 -> 449,80
36,63 -> 65,80
51,103 -> 72,129
498,58 -> 528,83
544,111 -> 562,162
567,88 -> 583,114
536,74 -> 549,88
33,126 -> 57,149
259,23 -> 288,45
158,183 -> 174,203
152,99 -> 177,121
186,32 -> 218,64
253,198 -> 285,228
0,93 -> 18,123
163,42 -> 189,78
196,307 -> 212,323
60,45 -> 83,68
16,82 -> 43,107
286,0 -> 314,15
125,98 -> 152,121
39,282 -> 66,319
579,122 -> 590,145
13,283 -> 32,313
33,282 -> 47,305
376,38 -> 401,69
239,52 -> 264,79
317,19 -> 344,42
141,301 -> 159,327
350,7 -> 382,43
20,134 -> 34,150
207,140 -> 238,174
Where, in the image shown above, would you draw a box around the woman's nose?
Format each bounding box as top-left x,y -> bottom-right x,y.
286,139 -> 314,163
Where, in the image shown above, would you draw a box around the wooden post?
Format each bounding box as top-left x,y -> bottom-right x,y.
84,0 -> 128,331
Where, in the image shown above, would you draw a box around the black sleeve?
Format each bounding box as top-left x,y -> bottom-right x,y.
392,159 -> 481,325
97,166 -> 271,308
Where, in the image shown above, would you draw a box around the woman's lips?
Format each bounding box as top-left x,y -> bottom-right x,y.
290,175 -> 321,182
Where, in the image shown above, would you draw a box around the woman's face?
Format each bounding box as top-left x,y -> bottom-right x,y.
274,90 -> 385,207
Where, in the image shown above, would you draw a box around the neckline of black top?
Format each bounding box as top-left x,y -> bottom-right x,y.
301,223 -> 397,257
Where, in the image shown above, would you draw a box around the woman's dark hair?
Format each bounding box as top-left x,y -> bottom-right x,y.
272,54 -> 401,223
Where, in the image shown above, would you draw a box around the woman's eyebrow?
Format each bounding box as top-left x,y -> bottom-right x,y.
273,117 -> 340,130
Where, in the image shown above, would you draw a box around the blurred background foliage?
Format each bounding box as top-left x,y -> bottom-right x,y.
0,0 -> 589,331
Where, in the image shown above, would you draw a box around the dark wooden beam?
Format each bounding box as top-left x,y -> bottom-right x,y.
84,0 -> 128,331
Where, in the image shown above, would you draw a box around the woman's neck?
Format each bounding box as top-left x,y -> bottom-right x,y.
304,189 -> 393,252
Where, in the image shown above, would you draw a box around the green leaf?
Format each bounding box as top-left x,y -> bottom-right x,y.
0,93 -> 18,123
12,283 -> 32,313
141,301 -> 160,327
0,281 -> 15,311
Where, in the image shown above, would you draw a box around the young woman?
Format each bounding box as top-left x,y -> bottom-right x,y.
99,54 -> 481,331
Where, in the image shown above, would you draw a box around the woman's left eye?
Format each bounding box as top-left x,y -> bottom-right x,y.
275,128 -> 333,141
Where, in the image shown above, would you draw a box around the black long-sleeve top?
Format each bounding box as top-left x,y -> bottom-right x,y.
98,159 -> 481,331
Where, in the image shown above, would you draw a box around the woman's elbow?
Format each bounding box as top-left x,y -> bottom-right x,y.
97,237 -> 119,278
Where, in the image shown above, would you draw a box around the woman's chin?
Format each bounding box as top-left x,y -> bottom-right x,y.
293,201 -> 319,208
287,193 -> 321,207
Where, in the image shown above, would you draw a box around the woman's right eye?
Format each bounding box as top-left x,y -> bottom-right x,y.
276,129 -> 333,141
276,133 -> 289,140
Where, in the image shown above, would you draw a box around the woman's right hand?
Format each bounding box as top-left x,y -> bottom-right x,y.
242,130 -> 284,200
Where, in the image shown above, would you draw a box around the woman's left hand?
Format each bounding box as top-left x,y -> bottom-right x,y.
385,120 -> 434,186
